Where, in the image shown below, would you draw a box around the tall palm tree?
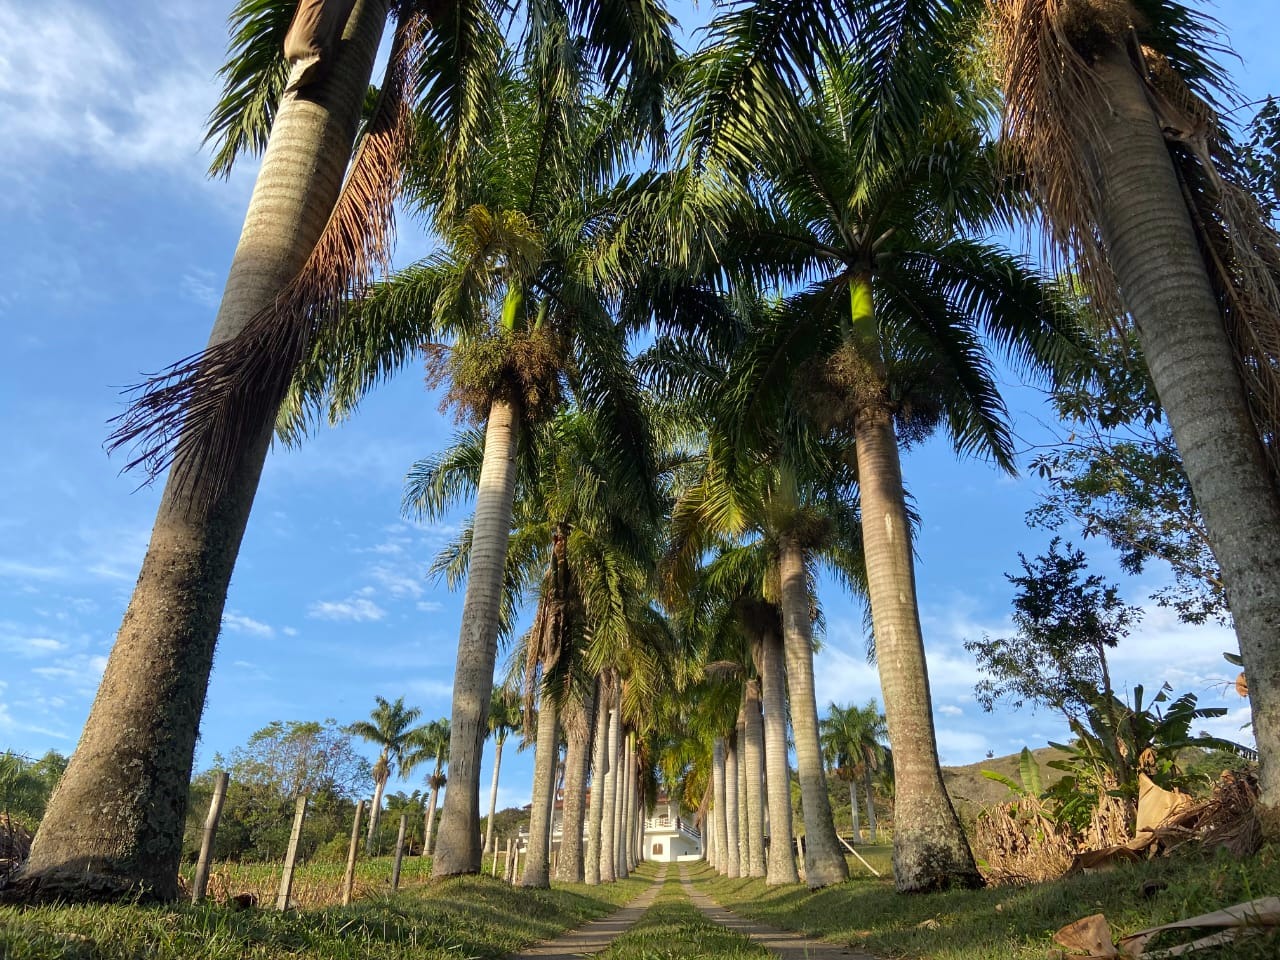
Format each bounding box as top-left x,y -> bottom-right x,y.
404,717 -> 450,856
347,696 -> 425,856
12,0 -> 424,902
690,40 -> 1085,887
484,684 -> 522,857
14,0 -> 678,903
820,700 -> 888,844
990,0 -> 1280,832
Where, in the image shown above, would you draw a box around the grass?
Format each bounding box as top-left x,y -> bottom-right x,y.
178,855 -> 438,909
690,845 -> 1280,959
0,863 -> 657,960
594,876 -> 770,960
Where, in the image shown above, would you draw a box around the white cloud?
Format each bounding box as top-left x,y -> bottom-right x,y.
370,565 -> 424,599
282,626 -> 299,637
938,704 -> 964,717
416,600 -> 444,613
308,596 -> 386,622
222,612 -> 274,638
0,2 -> 217,177
31,653 -> 108,695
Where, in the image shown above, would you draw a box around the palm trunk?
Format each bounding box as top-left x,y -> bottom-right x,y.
366,771 -> 388,856
10,0 -> 389,904
736,711 -> 750,873
433,397 -> 521,876
724,733 -> 741,878
584,676 -> 610,885
613,729 -> 629,879
424,758 -> 443,856
599,707 -> 619,882
711,737 -> 729,874
743,680 -> 766,877
1084,43 -> 1280,834
521,693 -> 560,888
483,734 -> 506,858
848,780 -> 860,844
777,537 -> 848,888
864,768 -> 878,844
760,628 -> 798,884
555,687 -> 595,882
621,736 -> 636,874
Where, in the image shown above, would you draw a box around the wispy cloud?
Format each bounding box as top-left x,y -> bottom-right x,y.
308,596 -> 386,623
222,612 -> 274,638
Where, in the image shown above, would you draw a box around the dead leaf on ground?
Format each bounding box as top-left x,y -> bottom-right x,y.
1053,913 -> 1119,958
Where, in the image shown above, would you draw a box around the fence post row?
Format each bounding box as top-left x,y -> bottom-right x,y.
276,793 -> 309,911
191,770 -> 229,905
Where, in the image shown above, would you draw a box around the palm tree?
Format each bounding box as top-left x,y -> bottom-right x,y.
15,0 -> 677,903
12,0 -> 419,901
347,696 -> 425,856
484,684 -> 522,858
989,0 -> 1280,832
404,718 -> 450,857
687,34 -> 1087,886
821,700 -> 888,844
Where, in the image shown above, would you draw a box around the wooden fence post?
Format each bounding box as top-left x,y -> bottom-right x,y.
276,793 -> 309,911
191,770 -> 228,904
391,813 -> 408,891
341,799 -> 365,906
503,836 -> 514,882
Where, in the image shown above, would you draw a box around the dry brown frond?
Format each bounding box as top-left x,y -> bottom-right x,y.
107,11 -> 429,514
973,795 -> 1076,884
991,0 -> 1280,486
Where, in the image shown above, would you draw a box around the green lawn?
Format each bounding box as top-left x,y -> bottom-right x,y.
594,876 -> 771,960
689,846 -> 1280,959
0,864 -> 657,960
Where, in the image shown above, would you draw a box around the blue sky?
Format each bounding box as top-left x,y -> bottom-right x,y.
0,1 -> 1275,814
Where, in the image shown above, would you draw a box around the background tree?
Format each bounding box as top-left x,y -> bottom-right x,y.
965,540 -> 1140,724
1030,328 -> 1225,625
484,684 -> 522,858
821,701 -> 889,844
346,696 -> 424,855
404,718 -> 451,858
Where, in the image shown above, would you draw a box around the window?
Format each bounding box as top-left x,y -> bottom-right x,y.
652,843 -> 663,856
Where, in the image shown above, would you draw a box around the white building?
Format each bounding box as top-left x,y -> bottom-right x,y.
640,797 -> 702,862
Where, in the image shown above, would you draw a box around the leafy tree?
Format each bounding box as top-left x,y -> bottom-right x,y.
404,718 -> 450,857
346,696 -> 425,855
483,685 -> 522,859
965,539 -> 1140,721
222,719 -> 371,798
1030,329 -> 1225,625
1241,96 -> 1280,221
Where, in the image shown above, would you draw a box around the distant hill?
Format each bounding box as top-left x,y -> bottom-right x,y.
941,746 -> 1068,820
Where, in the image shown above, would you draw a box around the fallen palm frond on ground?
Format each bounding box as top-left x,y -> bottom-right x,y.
1053,896 -> 1280,958
0,867 -> 655,960
976,771 -> 1260,885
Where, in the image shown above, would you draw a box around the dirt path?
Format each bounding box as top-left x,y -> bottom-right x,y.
678,865 -> 876,960
507,867 -> 668,960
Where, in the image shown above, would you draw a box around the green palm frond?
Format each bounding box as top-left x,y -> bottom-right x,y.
204,0 -> 295,178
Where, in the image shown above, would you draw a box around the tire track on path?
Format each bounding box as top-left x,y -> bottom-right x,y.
507,867 -> 668,960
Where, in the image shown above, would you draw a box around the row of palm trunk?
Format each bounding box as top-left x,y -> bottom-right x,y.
518,675 -> 644,886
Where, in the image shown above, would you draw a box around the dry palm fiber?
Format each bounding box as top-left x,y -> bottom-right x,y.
107,7 -> 429,515
989,0 -> 1280,487
284,0 -> 359,88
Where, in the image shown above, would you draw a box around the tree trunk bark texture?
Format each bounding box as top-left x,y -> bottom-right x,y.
849,781 -> 860,844
433,398 -> 522,876
8,0 -> 389,904
520,693 -> 560,888
584,676 -> 611,885
366,771 -> 387,856
778,537 -> 848,888
555,687 -> 595,882
725,735 -> 741,878
743,680 -> 766,878
599,708 -> 619,882
1087,43 -> 1280,835
853,403 -> 980,891
712,737 -> 728,875
760,629 -> 799,884
483,736 -> 505,858
864,769 -> 878,844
